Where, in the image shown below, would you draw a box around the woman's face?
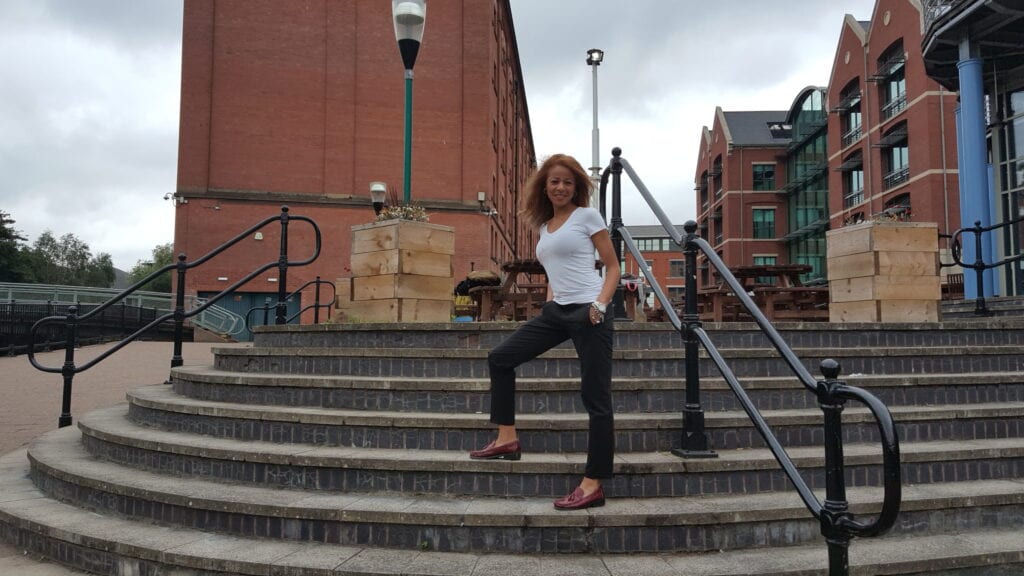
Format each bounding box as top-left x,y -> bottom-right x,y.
545,164 -> 577,210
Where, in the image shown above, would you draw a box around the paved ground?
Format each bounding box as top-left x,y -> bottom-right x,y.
0,340 -> 236,574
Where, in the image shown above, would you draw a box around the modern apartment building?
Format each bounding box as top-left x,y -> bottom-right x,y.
171,0 -> 536,321
693,0 -> 962,288
693,108 -> 792,288
827,0 -> 960,241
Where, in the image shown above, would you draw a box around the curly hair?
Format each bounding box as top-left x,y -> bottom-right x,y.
521,154 -> 593,229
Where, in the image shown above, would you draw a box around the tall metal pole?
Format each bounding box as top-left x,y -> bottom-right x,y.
586,48 -> 604,205
403,70 -> 414,205
591,61 -> 600,193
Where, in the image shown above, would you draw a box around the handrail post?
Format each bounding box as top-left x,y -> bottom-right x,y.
818,359 -> 852,576
609,148 -> 627,320
276,206 -> 290,324
168,253 -> 187,384
314,276 -> 322,324
971,220 -> 990,315
672,221 -> 716,458
58,305 -> 78,428
263,296 -> 272,327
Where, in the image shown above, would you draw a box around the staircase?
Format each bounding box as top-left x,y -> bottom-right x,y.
2,319 -> 1024,575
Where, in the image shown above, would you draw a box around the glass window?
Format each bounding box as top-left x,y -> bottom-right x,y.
878,41 -> 907,120
753,164 -> 775,191
839,80 -> 863,148
668,260 -> 685,278
752,209 -> 775,239
884,144 -> 910,189
883,193 -> 911,221
753,255 -> 777,285
844,169 -> 864,208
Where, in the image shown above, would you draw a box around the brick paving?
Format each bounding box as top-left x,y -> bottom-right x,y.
0,340 -> 237,574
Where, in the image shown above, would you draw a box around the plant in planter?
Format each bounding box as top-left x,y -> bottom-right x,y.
374,183 -> 429,222
376,203 -> 429,222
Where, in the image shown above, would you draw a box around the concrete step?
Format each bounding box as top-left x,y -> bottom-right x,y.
25,427 -> 1024,554
127,385 -> 1024,451
211,344 -> 1024,379
2,449 -> 1023,574
251,319 -> 1024,351
170,366 -> 1024,413
78,405 -> 1024,498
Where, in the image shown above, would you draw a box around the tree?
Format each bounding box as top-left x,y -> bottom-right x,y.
23,231 -> 116,288
127,242 -> 175,292
0,211 -> 29,282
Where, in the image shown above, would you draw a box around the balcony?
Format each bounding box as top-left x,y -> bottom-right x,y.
883,165 -> 910,189
881,93 -> 908,121
841,126 -> 863,148
843,189 -> 865,208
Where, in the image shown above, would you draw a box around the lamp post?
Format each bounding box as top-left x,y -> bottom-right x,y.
392,0 -> 427,205
370,182 -> 387,216
586,48 -> 604,204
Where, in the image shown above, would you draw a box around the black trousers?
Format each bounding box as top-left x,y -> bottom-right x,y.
487,301 -> 614,479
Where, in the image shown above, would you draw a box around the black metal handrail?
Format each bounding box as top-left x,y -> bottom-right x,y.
601,148 -> 901,576
244,276 -> 336,332
27,206 -> 322,427
942,215 -> 1024,315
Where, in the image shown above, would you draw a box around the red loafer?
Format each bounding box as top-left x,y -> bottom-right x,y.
553,486 -> 605,510
469,439 -> 521,460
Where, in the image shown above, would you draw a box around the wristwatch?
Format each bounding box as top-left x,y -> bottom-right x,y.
591,301 -> 607,314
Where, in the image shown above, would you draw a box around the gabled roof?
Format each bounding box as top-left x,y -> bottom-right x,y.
623,225 -> 687,238
721,111 -> 791,147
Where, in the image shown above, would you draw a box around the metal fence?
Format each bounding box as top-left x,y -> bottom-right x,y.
1,301 -> 163,356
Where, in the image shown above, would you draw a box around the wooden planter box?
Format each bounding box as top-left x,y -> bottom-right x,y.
826,221 -> 940,323
338,219 -> 454,323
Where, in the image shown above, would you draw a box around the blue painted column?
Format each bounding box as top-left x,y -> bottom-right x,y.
956,39 -> 995,298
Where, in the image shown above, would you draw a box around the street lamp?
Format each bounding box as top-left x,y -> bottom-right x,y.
370,181 -> 387,216
586,48 -> 604,204
392,0 -> 427,205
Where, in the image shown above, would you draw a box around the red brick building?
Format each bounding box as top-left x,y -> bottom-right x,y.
693,107 -> 792,288
171,0 -> 535,327
619,225 -> 686,302
827,0 -> 960,239
693,0 -> 961,289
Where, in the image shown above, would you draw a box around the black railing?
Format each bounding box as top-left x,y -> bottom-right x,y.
942,215 -> 1024,314
27,206 -> 322,428
600,148 -> 901,576
244,276 -> 336,332
2,301 -> 164,356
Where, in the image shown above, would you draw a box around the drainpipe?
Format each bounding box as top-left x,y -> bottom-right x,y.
956,34 -> 995,298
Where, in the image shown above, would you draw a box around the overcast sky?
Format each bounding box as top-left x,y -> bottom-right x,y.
0,0 -> 877,271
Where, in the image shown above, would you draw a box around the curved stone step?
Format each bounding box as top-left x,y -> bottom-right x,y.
78,405 -> 1024,498
3,449 -> 1024,574
170,365 -> 1024,413
127,385 -> 1024,452
211,345 -> 1024,379
25,427 -> 1024,554
251,319 -> 1024,351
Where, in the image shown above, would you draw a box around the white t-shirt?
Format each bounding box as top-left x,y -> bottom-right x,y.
536,207 -> 606,305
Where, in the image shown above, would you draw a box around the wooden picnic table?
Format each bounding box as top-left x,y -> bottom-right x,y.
468,259 -> 549,321
728,264 -> 811,288
698,264 -> 828,322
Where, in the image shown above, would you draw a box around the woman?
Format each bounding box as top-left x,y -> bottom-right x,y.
469,154 -> 620,511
